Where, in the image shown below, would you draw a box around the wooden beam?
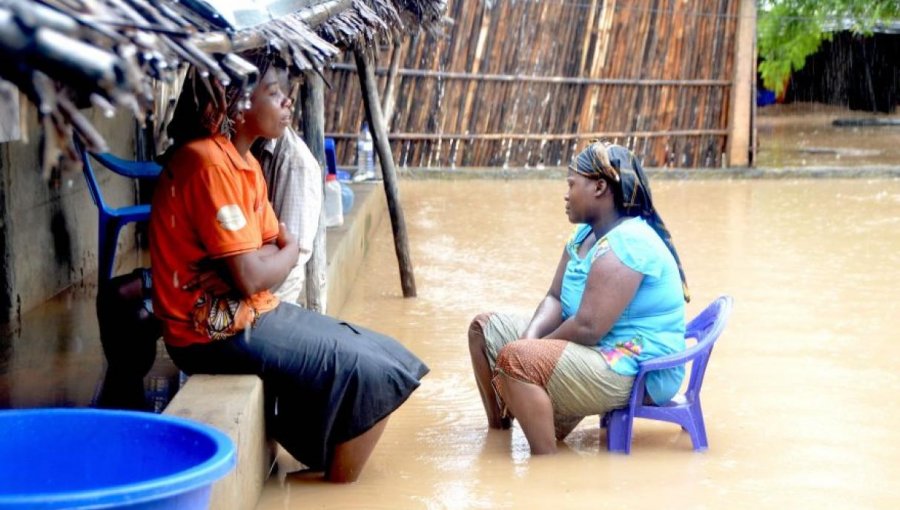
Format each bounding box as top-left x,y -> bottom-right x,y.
300,73 -> 328,313
354,46 -> 417,298
726,0 -> 755,167
194,0 -> 355,53
324,129 -> 729,141
328,63 -> 731,87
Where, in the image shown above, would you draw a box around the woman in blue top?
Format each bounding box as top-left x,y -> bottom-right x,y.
467,141 -> 690,454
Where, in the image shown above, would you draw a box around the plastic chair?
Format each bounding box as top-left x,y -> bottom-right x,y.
603,295 -> 734,453
324,137 -> 338,175
78,143 -> 161,283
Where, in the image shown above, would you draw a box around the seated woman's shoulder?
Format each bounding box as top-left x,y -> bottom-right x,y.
607,217 -> 675,273
614,217 -> 658,245
176,137 -> 218,159
168,138 -> 225,173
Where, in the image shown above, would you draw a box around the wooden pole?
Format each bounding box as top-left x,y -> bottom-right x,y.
328,62 -> 730,86
727,0 -> 755,167
381,34 -> 404,125
354,45 -> 417,298
300,73 -> 328,313
197,0 -> 355,52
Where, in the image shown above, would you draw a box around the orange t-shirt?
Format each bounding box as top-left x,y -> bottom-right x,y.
150,135 -> 280,347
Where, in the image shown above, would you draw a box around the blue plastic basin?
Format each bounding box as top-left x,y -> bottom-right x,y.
0,408 -> 235,509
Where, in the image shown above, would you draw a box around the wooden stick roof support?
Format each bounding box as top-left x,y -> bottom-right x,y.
380,33 -> 405,125
300,73 -> 329,313
354,44 -> 417,298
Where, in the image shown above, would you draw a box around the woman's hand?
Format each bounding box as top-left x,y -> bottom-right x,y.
222,222 -> 300,297
520,295 -> 563,339
547,249 -> 642,345
275,222 -> 298,252
520,246 -> 569,339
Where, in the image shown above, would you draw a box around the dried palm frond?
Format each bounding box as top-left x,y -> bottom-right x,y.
0,0 -> 239,172
0,0 -> 448,174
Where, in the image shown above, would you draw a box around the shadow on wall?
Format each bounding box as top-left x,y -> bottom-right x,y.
50,206 -> 73,270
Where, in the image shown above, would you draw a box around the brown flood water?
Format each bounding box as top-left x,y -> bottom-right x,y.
257,178 -> 900,509
756,103 -> 900,168
0,178 -> 898,508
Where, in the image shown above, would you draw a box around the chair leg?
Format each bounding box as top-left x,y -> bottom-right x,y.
687,402 -> 708,451
605,409 -> 633,454
98,219 -> 121,283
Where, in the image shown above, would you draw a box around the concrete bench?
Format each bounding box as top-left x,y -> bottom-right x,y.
164,375 -> 270,510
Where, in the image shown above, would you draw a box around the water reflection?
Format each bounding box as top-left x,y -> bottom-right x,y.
757,103 -> 900,167
0,281 -> 180,412
0,285 -> 101,408
259,178 -> 900,509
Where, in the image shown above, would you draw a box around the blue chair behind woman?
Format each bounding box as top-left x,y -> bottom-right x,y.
78,142 -> 161,282
604,295 -> 734,453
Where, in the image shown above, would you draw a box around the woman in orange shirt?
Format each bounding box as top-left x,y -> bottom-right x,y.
150,56 -> 427,483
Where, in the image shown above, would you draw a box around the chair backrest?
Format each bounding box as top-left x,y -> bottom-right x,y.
90,152 -> 162,179
78,142 -> 162,213
79,144 -> 108,214
683,295 -> 733,400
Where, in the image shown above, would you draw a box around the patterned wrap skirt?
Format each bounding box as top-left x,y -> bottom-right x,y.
475,312 -> 633,439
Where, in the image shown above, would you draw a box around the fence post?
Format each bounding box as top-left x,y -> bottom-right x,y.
727,0 -> 756,167
300,73 -> 328,312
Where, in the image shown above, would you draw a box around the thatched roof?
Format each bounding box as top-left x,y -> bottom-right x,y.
0,0 -> 446,170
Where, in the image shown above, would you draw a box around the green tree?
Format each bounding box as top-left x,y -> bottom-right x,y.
757,0 -> 900,96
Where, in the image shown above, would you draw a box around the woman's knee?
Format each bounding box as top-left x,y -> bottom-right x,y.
495,342 -> 527,374
467,312 -> 492,352
495,340 -> 562,388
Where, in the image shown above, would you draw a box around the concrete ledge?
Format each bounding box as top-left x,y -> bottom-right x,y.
325,181 -> 387,315
164,375 -> 269,510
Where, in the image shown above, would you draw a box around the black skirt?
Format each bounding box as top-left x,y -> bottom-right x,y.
166,303 -> 429,470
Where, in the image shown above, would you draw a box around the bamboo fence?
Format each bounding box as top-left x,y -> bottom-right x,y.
323,0 -> 740,169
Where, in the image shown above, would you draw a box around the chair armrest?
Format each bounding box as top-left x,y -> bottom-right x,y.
92,152 -> 162,179
637,340 -> 712,373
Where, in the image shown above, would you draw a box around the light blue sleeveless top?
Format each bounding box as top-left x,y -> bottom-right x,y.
560,218 -> 686,404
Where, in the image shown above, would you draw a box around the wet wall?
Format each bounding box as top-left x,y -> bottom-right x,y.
0,105 -> 138,323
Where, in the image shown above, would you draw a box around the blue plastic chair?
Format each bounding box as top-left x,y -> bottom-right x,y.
78,143 -> 161,283
324,137 -> 338,175
604,295 -> 734,453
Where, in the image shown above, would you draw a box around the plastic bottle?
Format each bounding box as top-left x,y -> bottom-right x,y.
324,173 -> 344,227
340,182 -> 354,215
357,121 -> 375,180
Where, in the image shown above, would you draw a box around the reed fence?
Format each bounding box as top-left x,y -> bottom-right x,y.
324,0 -> 740,169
